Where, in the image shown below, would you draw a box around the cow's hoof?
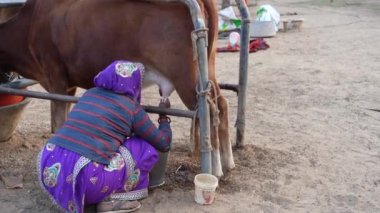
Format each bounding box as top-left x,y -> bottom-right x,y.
212,150 -> 224,178
212,162 -> 224,179
222,158 -> 235,171
212,170 -> 224,179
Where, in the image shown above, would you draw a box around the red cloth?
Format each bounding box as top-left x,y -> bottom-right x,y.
217,44 -> 240,52
248,38 -> 270,53
217,38 -> 270,53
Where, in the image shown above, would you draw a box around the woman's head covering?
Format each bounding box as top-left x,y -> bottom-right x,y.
93,60 -> 144,103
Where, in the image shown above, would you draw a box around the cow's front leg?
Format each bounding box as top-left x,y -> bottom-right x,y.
50,100 -> 68,133
50,87 -> 76,133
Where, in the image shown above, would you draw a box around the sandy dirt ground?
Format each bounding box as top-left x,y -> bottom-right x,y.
0,0 -> 379,212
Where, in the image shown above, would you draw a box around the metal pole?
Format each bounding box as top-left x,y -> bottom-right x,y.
219,83 -> 239,93
182,0 -> 212,174
235,0 -> 251,148
1,78 -> 38,88
194,35 -> 212,174
0,86 -> 195,118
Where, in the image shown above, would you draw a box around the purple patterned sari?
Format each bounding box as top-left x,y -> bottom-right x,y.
38,137 -> 158,212
37,61 -> 158,213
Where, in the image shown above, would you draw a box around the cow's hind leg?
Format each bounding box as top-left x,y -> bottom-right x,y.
210,100 -> 223,178
190,85 -> 232,176
218,95 -> 235,171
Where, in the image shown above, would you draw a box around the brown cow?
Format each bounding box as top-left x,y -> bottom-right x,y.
0,0 -> 235,177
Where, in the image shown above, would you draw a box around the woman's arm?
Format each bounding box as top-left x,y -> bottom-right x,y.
131,101 -> 172,152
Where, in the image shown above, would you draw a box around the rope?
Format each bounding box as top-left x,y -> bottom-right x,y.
191,28 -> 209,61
189,80 -> 221,152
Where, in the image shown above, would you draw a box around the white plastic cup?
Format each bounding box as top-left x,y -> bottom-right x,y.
229,32 -> 240,47
194,174 -> 218,205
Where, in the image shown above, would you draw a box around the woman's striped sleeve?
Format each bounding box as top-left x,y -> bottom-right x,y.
132,105 -> 172,152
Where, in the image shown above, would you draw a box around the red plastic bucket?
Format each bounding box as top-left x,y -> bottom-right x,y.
0,94 -> 24,107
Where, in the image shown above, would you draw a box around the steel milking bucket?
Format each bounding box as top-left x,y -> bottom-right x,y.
149,151 -> 169,188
